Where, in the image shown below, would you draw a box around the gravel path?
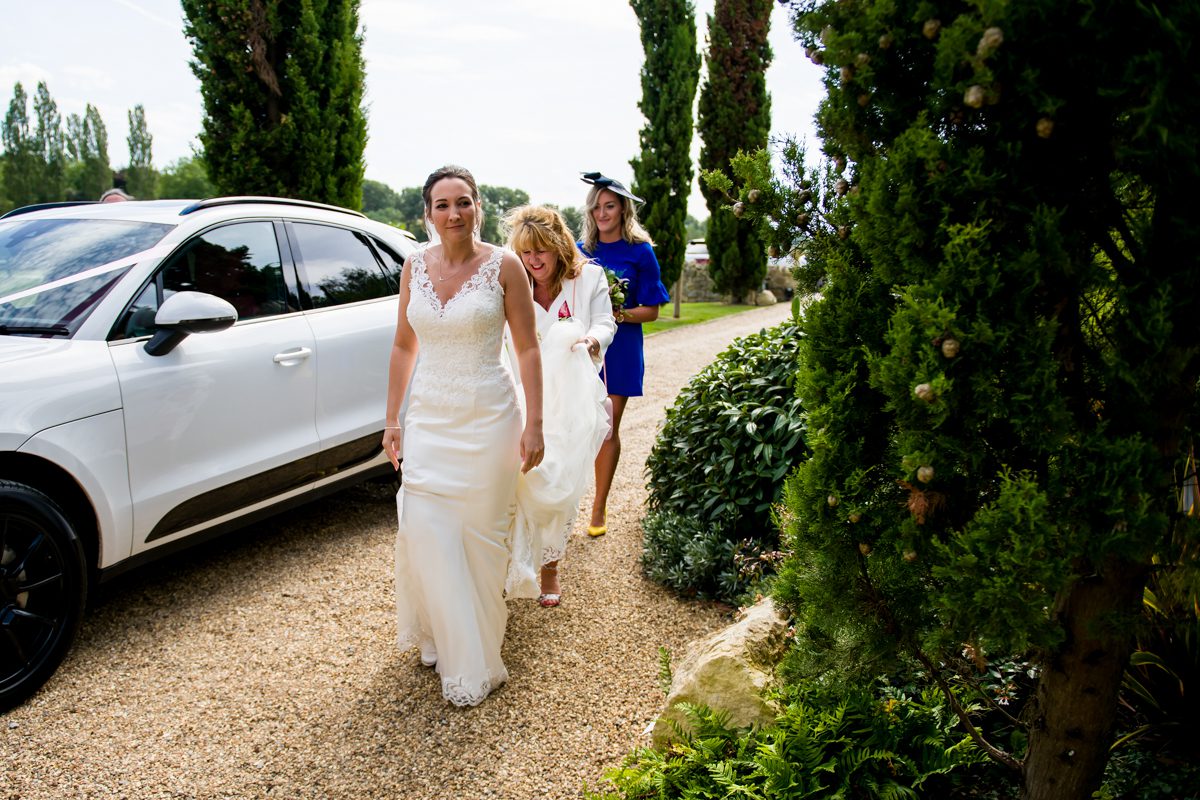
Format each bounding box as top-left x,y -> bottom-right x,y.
2,301 -> 794,800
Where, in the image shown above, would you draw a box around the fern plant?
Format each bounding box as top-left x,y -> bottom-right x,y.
587,680 -> 991,799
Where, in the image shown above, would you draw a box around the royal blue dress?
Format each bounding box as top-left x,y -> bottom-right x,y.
578,238 -> 670,397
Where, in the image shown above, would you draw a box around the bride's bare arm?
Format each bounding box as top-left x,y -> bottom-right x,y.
383,261 -> 418,470
500,250 -> 544,473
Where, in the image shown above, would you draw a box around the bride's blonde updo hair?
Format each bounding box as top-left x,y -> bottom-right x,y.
504,205 -> 586,301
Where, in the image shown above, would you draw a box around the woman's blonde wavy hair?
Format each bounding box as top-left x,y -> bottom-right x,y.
504,205 -> 586,301
579,184 -> 653,254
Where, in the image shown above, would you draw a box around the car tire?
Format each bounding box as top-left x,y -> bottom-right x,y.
0,481 -> 88,712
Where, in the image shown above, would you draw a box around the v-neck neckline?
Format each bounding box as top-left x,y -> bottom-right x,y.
417,246 -> 501,315
424,247 -> 499,311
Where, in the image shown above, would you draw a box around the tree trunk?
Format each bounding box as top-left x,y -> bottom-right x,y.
1022,557 -> 1146,800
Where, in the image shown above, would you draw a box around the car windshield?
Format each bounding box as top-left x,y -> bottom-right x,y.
0,217 -> 173,337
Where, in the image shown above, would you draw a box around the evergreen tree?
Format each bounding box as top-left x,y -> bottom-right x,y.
1,83 -> 38,207
630,0 -> 701,291
125,105 -> 156,199
697,0 -> 772,301
182,0 -> 367,209
0,161 -> 9,214
66,105 -> 112,200
33,82 -> 66,203
723,2 -> 1200,798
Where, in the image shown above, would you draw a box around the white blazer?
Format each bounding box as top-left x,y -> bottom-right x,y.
533,262 -> 617,360
506,261 -> 616,387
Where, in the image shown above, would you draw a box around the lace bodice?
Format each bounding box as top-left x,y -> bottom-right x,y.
407,245 -> 514,409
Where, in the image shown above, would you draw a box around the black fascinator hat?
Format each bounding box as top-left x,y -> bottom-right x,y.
581,172 -> 643,203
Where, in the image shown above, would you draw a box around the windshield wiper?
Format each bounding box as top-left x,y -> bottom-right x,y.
0,323 -> 71,336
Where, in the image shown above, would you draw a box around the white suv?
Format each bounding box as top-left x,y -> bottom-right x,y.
0,197 -> 415,710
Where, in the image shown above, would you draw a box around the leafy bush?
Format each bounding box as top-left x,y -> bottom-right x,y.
646,318 -> 805,533
1097,746 -> 1200,800
641,511 -> 743,600
1114,533 -> 1200,758
587,680 -> 992,800
642,319 -> 807,600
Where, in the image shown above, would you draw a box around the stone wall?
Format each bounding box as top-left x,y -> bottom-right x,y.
671,262 -> 797,306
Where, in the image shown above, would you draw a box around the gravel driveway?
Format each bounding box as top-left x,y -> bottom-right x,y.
1,301 -> 794,800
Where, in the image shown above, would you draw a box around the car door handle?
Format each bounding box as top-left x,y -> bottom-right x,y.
273,347 -> 313,365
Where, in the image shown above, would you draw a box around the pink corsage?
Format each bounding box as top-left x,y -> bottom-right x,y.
557,301 -> 572,320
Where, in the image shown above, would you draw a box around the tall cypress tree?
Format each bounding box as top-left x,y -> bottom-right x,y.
630,0 -> 701,291
697,0 -> 772,301
182,0 -> 367,209
125,104 -> 156,199
727,1 -> 1200,797
32,82 -> 66,203
65,104 -> 111,200
1,83 -> 38,207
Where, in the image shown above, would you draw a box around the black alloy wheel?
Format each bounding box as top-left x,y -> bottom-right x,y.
0,481 -> 87,712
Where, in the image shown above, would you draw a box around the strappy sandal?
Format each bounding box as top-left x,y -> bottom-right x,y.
538,565 -> 561,608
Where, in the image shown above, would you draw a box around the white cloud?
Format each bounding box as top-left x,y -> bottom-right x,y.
0,62 -> 52,93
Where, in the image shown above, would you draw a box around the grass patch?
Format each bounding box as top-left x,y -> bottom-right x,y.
644,302 -> 754,336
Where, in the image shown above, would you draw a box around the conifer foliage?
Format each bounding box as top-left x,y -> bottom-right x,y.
724,2 -> 1200,798
1,84 -> 38,207
182,0 -> 367,209
630,0 -> 702,290
697,0 -> 772,301
125,105 -> 156,199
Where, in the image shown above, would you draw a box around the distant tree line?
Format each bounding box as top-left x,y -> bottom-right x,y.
0,81 -> 219,212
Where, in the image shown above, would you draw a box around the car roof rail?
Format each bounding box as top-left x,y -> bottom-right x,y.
179,196 -> 366,218
1,200 -> 99,220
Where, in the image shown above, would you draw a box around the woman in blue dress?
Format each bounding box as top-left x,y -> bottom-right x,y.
577,172 -> 671,537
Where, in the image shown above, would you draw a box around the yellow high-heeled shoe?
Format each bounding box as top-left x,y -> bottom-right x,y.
587,509 -> 607,537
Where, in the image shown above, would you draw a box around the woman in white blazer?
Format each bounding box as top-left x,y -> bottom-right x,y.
504,205 -> 616,607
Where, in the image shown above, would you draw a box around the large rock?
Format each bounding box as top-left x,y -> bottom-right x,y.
650,597 -> 790,748
765,264 -> 797,298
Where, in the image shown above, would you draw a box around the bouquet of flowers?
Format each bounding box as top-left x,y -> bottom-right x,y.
602,266 -> 629,320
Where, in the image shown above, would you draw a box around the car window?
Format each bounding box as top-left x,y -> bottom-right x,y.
371,237 -> 407,286
0,218 -> 171,337
113,222 -> 291,339
290,222 -> 396,307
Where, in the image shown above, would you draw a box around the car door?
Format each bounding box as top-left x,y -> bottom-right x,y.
285,220 -> 401,481
108,220 -> 321,554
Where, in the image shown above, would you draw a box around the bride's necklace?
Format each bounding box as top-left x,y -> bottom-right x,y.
437,246 -> 479,282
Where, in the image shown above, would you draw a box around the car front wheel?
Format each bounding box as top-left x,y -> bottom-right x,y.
0,481 -> 87,712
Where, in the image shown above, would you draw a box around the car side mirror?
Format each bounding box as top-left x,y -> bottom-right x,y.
144,291 -> 238,356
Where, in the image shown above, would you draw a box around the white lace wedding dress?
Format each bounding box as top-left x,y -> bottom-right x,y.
394,244 -> 521,707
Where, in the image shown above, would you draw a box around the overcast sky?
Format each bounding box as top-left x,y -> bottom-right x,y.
0,0 -> 825,218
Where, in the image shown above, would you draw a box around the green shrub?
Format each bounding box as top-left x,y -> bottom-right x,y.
1097,747 -> 1200,800
642,319 -> 807,600
641,510 -> 744,600
646,317 -> 805,534
1114,532 -> 1200,758
587,680 -> 992,800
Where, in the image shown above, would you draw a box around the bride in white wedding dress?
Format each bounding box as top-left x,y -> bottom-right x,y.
382,165 -> 544,707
